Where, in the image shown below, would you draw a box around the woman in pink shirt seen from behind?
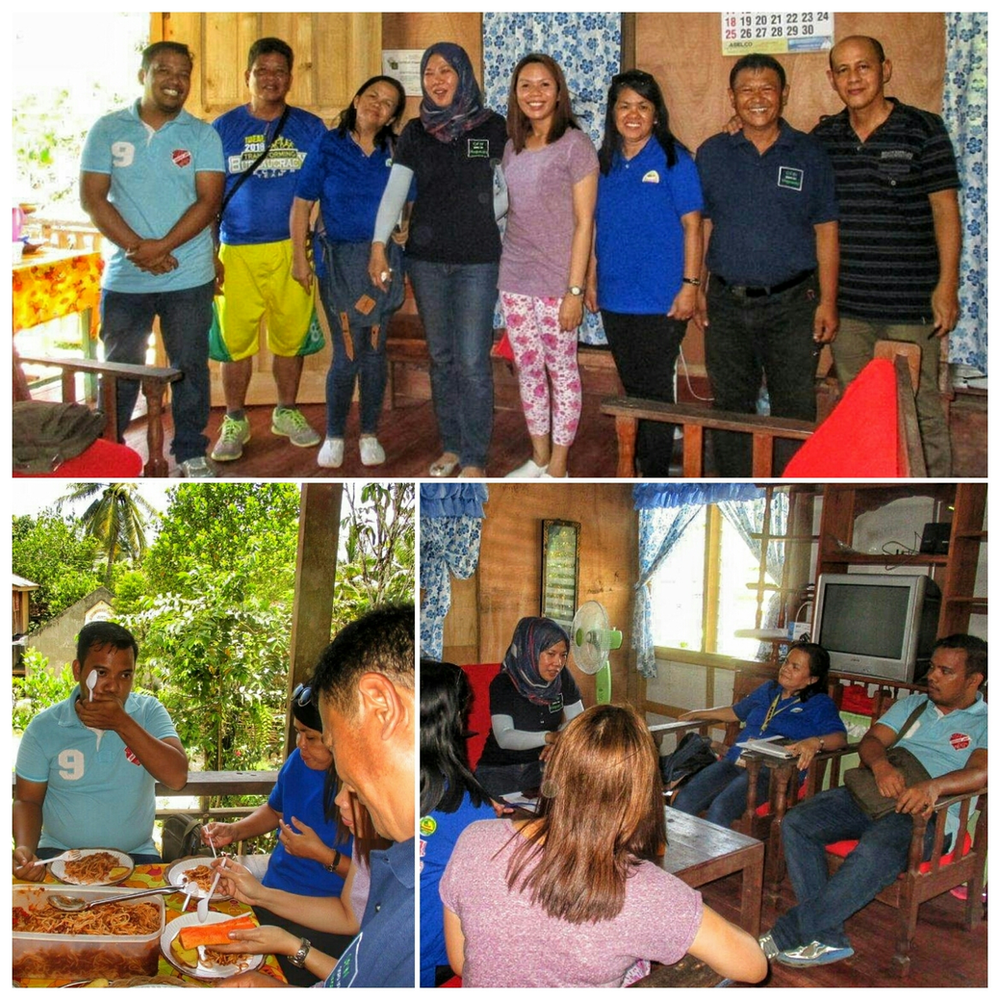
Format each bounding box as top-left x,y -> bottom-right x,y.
439,703 -> 769,988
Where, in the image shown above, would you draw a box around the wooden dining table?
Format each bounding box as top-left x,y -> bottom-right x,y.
12,862 -> 288,987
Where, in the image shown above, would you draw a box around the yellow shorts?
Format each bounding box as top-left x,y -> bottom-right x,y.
216,240 -> 315,360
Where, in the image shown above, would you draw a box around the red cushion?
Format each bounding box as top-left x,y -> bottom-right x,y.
439,976 -> 462,988
826,831 -> 972,873
459,663 -> 501,769
755,781 -> 809,817
783,358 -> 902,478
13,438 -> 144,478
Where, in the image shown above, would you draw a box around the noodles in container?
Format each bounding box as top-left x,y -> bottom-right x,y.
12,885 -> 165,982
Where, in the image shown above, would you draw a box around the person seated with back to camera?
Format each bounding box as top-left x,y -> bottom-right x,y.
440,703 -> 769,987
672,642 -> 847,828
420,659 -> 502,987
198,682 -> 353,985
474,616 -> 584,799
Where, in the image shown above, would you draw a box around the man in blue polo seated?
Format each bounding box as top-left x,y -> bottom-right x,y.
694,52 -> 840,476
758,633 -> 987,967
13,621 -> 189,875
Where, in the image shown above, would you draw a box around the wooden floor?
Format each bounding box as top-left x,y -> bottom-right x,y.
124,375 -> 986,480
699,870 -> 987,988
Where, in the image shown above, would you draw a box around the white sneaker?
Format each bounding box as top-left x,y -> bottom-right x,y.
317,437 -> 344,468
359,436 -> 386,466
180,456 -> 216,479
540,472 -> 568,480
506,457 -> 548,478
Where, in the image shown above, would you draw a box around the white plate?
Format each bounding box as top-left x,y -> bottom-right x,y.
164,857 -> 228,901
51,848 -> 134,887
160,912 -> 263,981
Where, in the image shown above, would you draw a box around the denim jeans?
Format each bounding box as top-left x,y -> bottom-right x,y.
100,281 -> 214,463
324,322 -> 388,437
705,274 -> 819,476
672,759 -> 772,828
475,760 -> 543,798
407,259 -> 499,469
770,787 -> 945,951
601,310 -> 686,477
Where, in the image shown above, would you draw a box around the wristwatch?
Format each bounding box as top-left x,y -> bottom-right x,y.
567,285 -> 584,296
324,849 -> 342,874
288,937 -> 312,968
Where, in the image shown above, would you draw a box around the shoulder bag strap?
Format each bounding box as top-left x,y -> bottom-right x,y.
890,696 -> 930,746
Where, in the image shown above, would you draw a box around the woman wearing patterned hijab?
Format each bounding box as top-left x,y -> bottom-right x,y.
369,43 -> 507,479
474,616 -> 585,798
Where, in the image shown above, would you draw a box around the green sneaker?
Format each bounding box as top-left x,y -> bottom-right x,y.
271,407 -> 321,448
211,414 -> 251,462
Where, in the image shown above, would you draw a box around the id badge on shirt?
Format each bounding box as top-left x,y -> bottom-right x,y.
326,932 -> 361,987
548,694 -> 564,714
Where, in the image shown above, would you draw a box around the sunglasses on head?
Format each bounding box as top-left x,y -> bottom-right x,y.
292,683 -> 313,707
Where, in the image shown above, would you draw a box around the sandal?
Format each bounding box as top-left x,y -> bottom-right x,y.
429,453 -> 460,477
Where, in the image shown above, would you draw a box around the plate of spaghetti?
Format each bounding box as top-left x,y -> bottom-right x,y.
52,849 -> 134,887
13,899 -> 162,937
163,858 -> 228,901
160,913 -> 262,980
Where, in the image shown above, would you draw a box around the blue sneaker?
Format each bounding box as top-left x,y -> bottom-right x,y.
775,940 -> 854,967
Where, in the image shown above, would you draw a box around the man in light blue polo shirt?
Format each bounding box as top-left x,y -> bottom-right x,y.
80,41 -> 225,478
13,622 -> 189,877
759,633 -> 987,968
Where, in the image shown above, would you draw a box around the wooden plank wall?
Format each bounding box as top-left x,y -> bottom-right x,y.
442,484 -> 639,709
636,12 -> 947,370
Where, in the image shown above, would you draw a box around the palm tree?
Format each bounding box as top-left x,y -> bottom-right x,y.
58,483 -> 156,587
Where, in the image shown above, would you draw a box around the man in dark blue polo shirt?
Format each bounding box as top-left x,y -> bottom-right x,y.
814,36 -> 960,477
696,54 -> 839,476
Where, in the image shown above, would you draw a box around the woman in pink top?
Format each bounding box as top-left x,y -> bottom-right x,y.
439,704 -> 768,988
499,53 -> 599,480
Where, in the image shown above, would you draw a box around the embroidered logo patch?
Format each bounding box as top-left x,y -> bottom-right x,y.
171,149 -> 192,168
777,166 -> 804,191
419,816 -> 438,836
124,746 -> 141,766
467,138 -> 490,158
950,732 -> 971,751
641,170 -> 660,184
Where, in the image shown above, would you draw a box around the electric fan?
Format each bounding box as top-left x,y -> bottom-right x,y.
569,600 -> 622,705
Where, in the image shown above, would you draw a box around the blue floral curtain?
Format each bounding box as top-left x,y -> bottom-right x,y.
631,484 -> 770,677
943,12 -> 988,375
419,484 -> 488,661
482,12 -> 621,345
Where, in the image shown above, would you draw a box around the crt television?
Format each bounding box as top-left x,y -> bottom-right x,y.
812,573 -> 941,683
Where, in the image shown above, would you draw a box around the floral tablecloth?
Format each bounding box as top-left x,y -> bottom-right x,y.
12,247 -> 103,334
13,863 -> 287,987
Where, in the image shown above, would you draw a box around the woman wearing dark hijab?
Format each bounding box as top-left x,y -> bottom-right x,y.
474,616 -> 585,797
369,42 -> 507,478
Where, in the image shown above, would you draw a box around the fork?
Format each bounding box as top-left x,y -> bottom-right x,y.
30,849 -> 83,867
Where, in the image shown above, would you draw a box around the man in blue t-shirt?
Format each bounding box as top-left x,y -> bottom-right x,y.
695,53 -> 839,477
209,38 -> 327,464
13,622 -> 189,875
80,41 -> 224,478
759,634 -> 987,968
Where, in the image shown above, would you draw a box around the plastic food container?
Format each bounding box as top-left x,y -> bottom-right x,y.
13,885 -> 166,982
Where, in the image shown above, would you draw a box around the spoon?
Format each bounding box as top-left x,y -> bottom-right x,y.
48,885 -> 186,912
86,672 -> 98,702
197,860 -> 226,922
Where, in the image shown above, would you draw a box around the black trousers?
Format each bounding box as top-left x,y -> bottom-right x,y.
601,309 -> 687,478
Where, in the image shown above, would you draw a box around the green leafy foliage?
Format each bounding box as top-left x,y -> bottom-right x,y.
12,651 -> 77,732
12,512 -> 101,628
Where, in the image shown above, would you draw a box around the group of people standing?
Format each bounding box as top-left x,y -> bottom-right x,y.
80,32 -> 959,478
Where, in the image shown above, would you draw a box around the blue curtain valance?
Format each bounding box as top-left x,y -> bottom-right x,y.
419,483 -> 489,519
633,483 -> 764,510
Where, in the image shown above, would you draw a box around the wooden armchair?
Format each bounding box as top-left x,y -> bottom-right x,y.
825,788 -> 987,976
14,345 -> 181,477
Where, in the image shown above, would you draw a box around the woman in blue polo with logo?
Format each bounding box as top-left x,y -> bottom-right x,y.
585,70 -> 704,478
672,642 -> 847,828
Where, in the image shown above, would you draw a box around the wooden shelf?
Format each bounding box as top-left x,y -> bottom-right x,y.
818,550 -> 950,567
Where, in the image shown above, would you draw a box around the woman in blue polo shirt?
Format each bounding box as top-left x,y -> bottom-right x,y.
672,642 -> 847,828
291,74 -> 407,471
585,70 -> 704,478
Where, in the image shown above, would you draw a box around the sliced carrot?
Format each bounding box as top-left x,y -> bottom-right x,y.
178,915 -> 256,949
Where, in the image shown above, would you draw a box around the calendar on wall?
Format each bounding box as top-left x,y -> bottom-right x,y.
722,12 -> 835,55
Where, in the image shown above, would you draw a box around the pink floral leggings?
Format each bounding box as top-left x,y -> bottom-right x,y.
500,292 -> 582,446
